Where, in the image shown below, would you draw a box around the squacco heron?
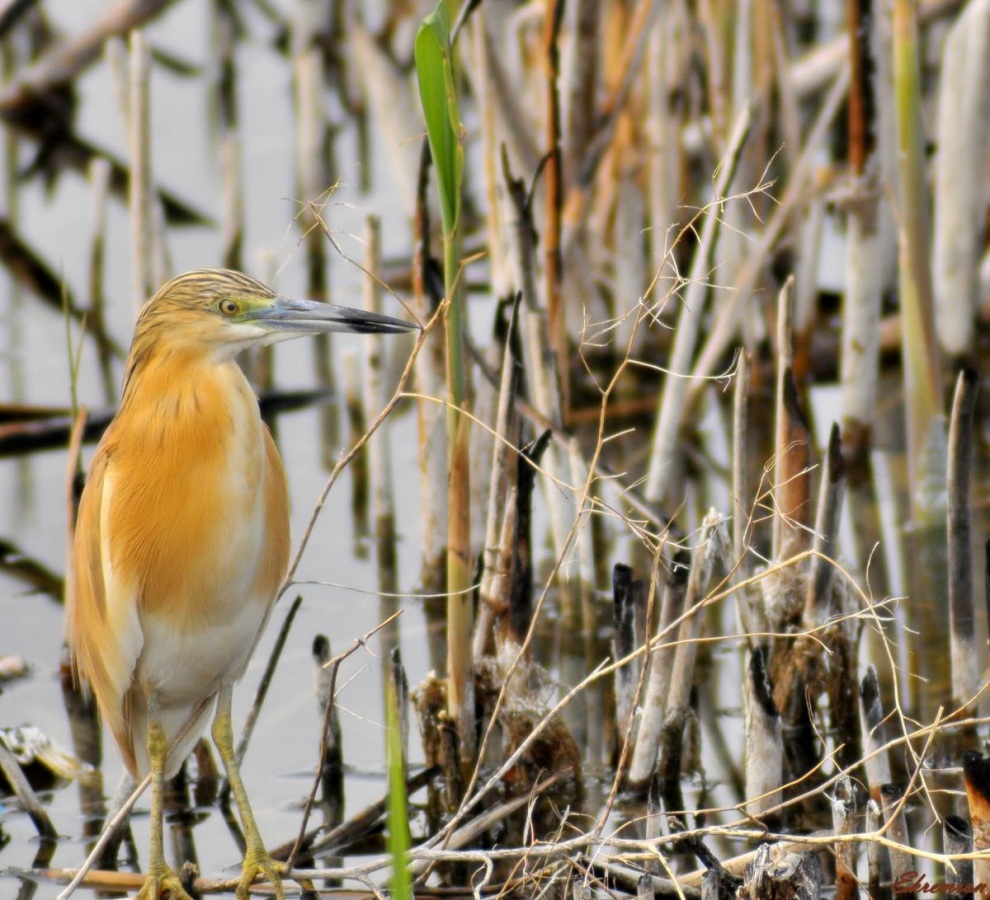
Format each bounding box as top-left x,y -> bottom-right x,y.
68,268 -> 415,899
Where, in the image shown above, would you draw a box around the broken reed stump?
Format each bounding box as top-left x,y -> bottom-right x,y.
737,842 -> 822,900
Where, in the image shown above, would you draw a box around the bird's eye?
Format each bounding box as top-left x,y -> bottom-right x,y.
217,299 -> 239,316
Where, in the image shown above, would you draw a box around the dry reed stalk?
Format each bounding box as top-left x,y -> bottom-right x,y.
743,646 -> 782,823
86,158 -> 116,404
803,424 -> 846,625
127,32 -> 154,314
0,739 -> 57,838
644,772 -> 663,875
519,309 -> 576,617
663,512 -> 727,719
865,800 -> 889,898
611,562 -> 639,754
475,312 -> 517,657
1,38 -> 24,423
478,488 -> 515,661
643,102 -> 750,507
892,0 -> 942,510
560,0 -> 598,189
0,0 -> 176,107
730,352 -> 767,643
947,370 -> 979,717
342,349 -> 369,541
859,666 -> 892,805
389,647 -> 409,781
348,23 -> 423,220
363,216 -> 401,682
840,0 -> 885,471
501,432 -> 551,674
467,327 -> 499,563
645,6 -> 687,309
720,0 -> 773,363
932,0 -> 990,359
627,548 -> 688,791
688,62 -> 849,391
465,13 -> 510,302
292,8 -> 337,461
542,0 -> 566,408
566,436 -> 599,667
311,635 -> 343,818
411,145 -> 448,590
879,783 -> 915,883
212,0 -> 242,271
560,0 -> 656,261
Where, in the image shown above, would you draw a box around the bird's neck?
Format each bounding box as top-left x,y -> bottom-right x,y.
118,351 -> 259,446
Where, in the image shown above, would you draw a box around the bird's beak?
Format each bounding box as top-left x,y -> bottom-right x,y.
244,298 -> 418,335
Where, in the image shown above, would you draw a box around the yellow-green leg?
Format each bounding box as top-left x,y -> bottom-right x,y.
137,695 -> 194,900
213,685 -> 286,900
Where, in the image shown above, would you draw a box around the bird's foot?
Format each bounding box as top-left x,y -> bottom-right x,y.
235,845 -> 286,900
135,859 -> 196,900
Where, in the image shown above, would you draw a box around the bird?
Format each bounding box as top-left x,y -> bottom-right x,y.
67,268 -> 416,900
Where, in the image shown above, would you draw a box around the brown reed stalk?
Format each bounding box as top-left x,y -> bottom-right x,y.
771,279 -> 812,565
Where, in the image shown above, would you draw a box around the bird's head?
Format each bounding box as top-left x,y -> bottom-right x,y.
130,268 -> 416,363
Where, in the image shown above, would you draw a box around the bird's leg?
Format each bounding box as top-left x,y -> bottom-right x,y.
213,685 -> 286,900
137,694 -> 194,900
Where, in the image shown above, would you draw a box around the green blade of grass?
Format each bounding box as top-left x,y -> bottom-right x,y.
414,2 -> 463,239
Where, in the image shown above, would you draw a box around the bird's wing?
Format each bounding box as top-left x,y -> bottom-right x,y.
68,445 -> 144,773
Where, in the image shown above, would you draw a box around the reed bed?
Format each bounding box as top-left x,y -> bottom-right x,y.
2,0 -> 990,897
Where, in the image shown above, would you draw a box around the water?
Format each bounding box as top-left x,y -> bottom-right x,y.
0,3 -> 434,896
